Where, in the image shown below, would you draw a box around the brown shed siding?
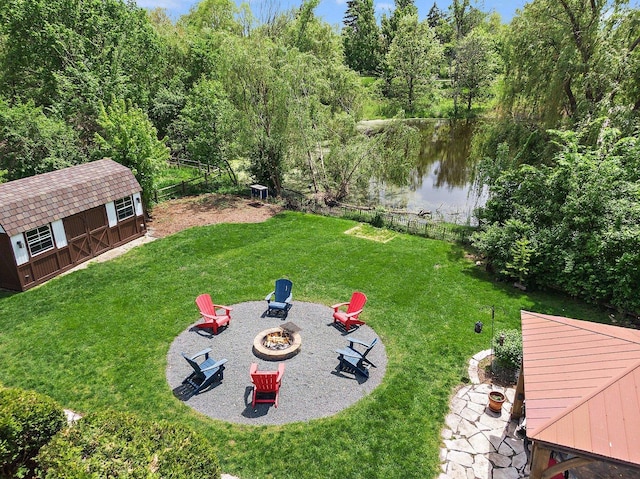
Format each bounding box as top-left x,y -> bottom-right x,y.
0,234 -> 21,290
0,159 -> 145,291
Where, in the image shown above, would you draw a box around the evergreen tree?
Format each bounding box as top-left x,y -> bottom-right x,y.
342,0 -> 380,74
427,2 -> 444,28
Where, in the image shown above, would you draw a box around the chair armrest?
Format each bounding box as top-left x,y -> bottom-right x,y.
265,291 -> 275,301
335,348 -> 362,358
345,309 -> 363,318
284,294 -> 292,304
190,348 -> 212,360
276,363 -> 285,381
201,312 -> 223,320
213,305 -> 233,313
347,337 -> 370,348
249,363 -> 258,375
202,358 -> 228,371
331,302 -> 348,311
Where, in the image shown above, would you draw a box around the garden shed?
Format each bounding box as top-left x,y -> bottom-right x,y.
0,159 -> 146,291
512,311 -> 640,479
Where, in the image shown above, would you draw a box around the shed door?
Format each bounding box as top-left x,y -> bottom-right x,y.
63,206 -> 110,263
85,206 -> 110,255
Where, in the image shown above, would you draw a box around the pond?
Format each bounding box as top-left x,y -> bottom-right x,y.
368,119 -> 486,225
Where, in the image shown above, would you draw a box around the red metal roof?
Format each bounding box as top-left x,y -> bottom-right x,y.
0,159 -> 141,236
521,311 -> 640,466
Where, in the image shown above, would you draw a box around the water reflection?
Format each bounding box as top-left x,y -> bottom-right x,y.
371,119 -> 486,224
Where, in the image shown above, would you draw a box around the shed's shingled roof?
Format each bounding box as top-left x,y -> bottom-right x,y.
0,159 -> 141,236
522,311 -> 640,466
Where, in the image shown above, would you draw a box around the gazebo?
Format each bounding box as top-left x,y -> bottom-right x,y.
511,311 -> 640,479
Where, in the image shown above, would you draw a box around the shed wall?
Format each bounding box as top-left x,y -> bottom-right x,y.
0,233 -> 21,291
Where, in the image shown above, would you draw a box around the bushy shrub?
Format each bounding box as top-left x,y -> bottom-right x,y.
493,329 -> 523,371
0,386 -> 66,478
37,410 -> 221,478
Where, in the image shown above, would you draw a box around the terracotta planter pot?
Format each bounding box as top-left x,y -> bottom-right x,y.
488,391 -> 506,412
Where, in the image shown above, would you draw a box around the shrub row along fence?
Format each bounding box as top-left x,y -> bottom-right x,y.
288,196 -> 476,244
153,168 -> 222,203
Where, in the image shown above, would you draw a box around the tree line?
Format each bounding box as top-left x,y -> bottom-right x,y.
0,0 -> 638,312
0,0 -> 423,208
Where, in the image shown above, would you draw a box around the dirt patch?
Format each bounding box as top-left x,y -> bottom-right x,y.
147,194 -> 283,238
478,355 -> 518,387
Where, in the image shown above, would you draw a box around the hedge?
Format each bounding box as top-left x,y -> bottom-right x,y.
0,386 -> 66,478
37,410 -> 221,478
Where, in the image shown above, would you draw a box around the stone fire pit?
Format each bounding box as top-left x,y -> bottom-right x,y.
253,322 -> 302,361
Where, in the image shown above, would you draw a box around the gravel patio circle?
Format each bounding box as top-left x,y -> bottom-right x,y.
166,301 -> 387,425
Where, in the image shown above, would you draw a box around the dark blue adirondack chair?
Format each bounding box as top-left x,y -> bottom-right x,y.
336,336 -> 378,378
265,278 -> 293,317
181,348 -> 227,394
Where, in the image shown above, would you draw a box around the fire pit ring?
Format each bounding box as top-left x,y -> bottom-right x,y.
253,326 -> 302,361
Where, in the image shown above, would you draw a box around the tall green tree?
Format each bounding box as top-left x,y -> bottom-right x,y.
451,29 -> 500,114
173,79 -> 240,185
342,0 -> 380,74
386,15 -> 443,112
94,99 -> 169,209
0,98 -> 82,181
0,0 -> 164,128
502,0 -> 639,125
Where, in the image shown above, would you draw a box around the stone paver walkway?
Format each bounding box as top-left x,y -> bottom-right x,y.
439,350 -> 529,479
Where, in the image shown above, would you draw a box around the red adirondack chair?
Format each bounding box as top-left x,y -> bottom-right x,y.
332,292 -> 367,331
194,294 -> 232,335
249,363 -> 285,408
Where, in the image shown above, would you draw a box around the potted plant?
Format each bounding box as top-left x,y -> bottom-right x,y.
488,391 -> 506,412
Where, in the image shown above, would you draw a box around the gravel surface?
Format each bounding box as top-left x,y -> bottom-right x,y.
166,301 -> 387,425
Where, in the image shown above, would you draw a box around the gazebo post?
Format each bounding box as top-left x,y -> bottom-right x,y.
510,369 -> 525,419
530,442 -> 552,479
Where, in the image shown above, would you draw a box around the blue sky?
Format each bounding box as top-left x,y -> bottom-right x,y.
136,0 -> 530,25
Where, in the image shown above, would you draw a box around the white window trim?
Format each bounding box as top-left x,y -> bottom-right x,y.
133,192 -> 143,216
25,224 -> 55,257
115,196 -> 135,221
106,201 -> 117,227
51,220 -> 67,248
10,233 -> 29,266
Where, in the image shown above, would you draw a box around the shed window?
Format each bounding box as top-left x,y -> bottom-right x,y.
115,196 -> 135,221
25,225 -> 54,256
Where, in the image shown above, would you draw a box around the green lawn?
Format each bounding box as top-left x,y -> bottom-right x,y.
0,212 -> 607,478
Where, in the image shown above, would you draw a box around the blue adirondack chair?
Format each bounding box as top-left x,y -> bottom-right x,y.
336,336 -> 378,378
265,278 -> 293,317
181,348 -> 228,394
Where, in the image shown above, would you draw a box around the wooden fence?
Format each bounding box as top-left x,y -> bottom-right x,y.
167,158 -> 219,174
153,169 -> 222,203
290,197 -> 476,244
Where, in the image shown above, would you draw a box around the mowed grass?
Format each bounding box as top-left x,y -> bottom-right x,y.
0,212 -> 607,478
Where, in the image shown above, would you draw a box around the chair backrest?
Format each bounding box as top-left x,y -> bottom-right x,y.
181,352 -> 202,374
274,279 -> 293,303
195,294 -> 215,316
362,337 -> 378,357
251,363 -> 285,391
347,292 -> 367,314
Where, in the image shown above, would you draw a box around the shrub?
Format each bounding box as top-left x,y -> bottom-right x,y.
37,410 -> 221,478
0,386 -> 66,478
493,329 -> 523,371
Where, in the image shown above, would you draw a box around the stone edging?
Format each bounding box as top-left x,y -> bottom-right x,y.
468,349 -> 492,384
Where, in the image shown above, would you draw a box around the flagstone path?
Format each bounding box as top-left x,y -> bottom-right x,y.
439,350 -> 530,479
